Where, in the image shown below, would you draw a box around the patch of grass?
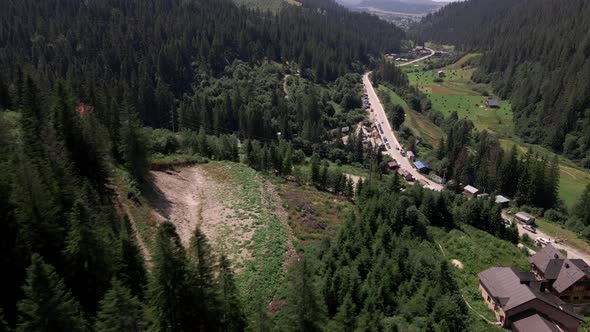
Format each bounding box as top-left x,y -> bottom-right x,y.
430,224 -> 529,328
535,218 -> 590,254
202,161 -> 290,316
149,153 -> 208,170
377,85 -> 445,147
275,181 -> 353,243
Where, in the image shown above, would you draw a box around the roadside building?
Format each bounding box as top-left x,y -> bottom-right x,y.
529,244 -> 590,313
486,99 -> 500,108
430,174 -> 445,184
341,126 -> 350,133
478,266 -> 583,331
399,169 -> 414,181
495,195 -> 511,206
414,161 -> 429,173
438,70 -> 446,78
516,212 -> 536,225
387,160 -> 399,170
407,151 -> 415,161
463,185 -> 480,198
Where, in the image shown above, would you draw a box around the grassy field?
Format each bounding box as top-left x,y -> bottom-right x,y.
535,218 -> 590,254
430,224 -> 530,331
399,53 -> 590,208
377,84 -> 445,147
407,62 -> 513,136
201,162 -> 290,315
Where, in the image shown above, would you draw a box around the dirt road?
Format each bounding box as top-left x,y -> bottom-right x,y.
503,212 -> 590,262
362,72 -> 443,191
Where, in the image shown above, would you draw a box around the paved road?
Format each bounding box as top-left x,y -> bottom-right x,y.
502,212 -> 590,263
396,47 -> 435,67
362,72 -> 443,191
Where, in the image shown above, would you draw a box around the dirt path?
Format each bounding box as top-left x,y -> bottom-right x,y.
263,181 -> 296,268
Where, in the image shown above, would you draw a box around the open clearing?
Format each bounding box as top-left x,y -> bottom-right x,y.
146,161 -> 293,314
431,224 -> 529,330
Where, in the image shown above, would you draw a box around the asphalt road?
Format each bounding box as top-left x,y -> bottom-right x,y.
362,72 -> 443,191
396,47 -> 435,67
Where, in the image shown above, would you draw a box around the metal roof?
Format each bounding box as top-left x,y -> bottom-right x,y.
495,195 -> 510,204
463,185 -> 479,194
414,161 -> 428,169
516,212 -> 535,221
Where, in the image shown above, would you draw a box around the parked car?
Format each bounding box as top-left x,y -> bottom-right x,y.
535,237 -> 551,247
523,225 -> 536,233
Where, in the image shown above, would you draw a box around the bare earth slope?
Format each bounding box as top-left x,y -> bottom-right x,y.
146,161 -> 294,313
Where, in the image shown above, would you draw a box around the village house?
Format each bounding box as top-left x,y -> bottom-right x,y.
515,212 -> 536,225
387,160 -> 399,170
495,195 -> 511,206
486,98 -> 500,108
430,174 -> 445,184
414,161 -> 429,174
407,150 -> 415,162
398,169 -> 414,181
478,266 -> 583,331
529,244 -> 590,313
463,185 -> 480,198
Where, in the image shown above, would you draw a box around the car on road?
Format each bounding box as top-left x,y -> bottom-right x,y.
523,225 -> 536,233
535,237 -> 551,247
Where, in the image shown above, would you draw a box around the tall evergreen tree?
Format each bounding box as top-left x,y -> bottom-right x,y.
16,254 -> 87,332
286,256 -> 325,332
94,279 -> 147,332
217,255 -> 246,332
147,222 -> 192,332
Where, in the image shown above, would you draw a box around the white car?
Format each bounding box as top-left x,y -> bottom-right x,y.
523,225 -> 536,233
535,237 -> 551,247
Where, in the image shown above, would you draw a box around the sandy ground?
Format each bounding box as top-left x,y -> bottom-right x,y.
147,165 -> 294,270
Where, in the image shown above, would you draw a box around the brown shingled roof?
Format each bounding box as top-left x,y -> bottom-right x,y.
529,244 -> 590,293
512,313 -> 561,332
478,266 -> 581,319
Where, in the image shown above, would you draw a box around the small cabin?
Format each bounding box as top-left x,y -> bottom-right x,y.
463,185 -> 480,198
407,151 -> 415,162
486,99 -> 500,108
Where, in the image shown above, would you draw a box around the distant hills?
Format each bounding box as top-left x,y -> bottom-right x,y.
338,0 -> 446,14
416,0 -> 590,164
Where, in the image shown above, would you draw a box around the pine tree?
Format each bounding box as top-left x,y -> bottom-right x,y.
311,153 -> 321,183
119,98 -> 147,182
16,254 -> 87,332
63,199 -> 112,314
112,220 -> 147,299
148,222 -> 192,332
95,279 -> 147,332
217,255 -> 246,332
186,227 -> 219,330
286,256 -> 324,332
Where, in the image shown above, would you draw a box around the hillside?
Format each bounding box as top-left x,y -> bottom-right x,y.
415,0 -> 590,167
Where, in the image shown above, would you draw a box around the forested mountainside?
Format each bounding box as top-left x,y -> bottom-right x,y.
415,0 -> 590,165
0,0 -> 403,128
